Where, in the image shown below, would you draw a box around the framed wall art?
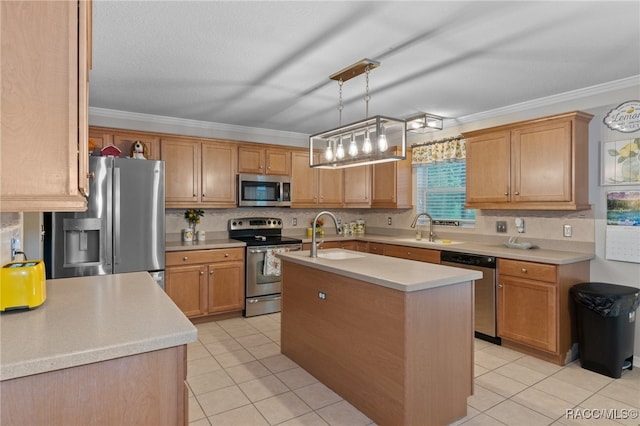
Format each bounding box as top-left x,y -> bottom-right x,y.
601,138 -> 640,185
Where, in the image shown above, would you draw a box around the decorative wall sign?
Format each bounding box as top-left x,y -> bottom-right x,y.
603,100 -> 640,133
602,139 -> 640,185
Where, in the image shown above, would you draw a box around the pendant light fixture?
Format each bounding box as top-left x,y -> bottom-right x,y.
406,113 -> 444,133
309,59 -> 406,169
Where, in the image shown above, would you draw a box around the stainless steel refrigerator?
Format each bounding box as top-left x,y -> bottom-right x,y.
44,156 -> 165,288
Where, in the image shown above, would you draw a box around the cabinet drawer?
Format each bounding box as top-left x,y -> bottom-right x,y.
167,248 -> 244,266
498,259 -> 556,283
369,242 -> 386,255
383,244 -> 440,264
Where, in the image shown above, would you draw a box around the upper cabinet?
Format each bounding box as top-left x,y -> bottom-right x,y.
238,144 -> 291,175
290,150 -> 343,208
161,137 -> 237,208
464,111 -> 593,210
1,0 -> 92,212
343,165 -> 371,208
371,147 -> 412,209
89,127 -> 161,160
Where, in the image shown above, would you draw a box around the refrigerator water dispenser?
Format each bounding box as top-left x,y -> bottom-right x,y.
63,218 -> 102,266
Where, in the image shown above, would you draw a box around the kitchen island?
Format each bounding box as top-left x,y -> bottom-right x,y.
278,249 -> 482,426
0,272 -> 197,426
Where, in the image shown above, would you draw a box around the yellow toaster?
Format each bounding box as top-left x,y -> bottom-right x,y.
0,260 -> 46,311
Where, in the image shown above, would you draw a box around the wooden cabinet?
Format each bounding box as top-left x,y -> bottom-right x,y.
88,127 -> 161,160
165,248 -> 245,319
382,244 -> 441,264
238,144 -> 291,175
344,165 -> 371,208
291,150 -> 343,207
161,137 -> 237,208
464,111 -> 592,210
497,258 -> 590,365
366,242 -> 440,264
1,0 -> 91,212
371,147 -> 412,209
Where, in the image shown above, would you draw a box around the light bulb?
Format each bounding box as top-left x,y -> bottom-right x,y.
324,141 -> 334,161
378,126 -> 388,152
348,134 -> 358,156
336,140 -> 345,159
362,129 -> 373,154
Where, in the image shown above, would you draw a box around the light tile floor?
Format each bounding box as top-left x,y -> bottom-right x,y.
187,314 -> 640,426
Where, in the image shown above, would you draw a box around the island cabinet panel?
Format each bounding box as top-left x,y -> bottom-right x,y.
0,346 -> 187,426
166,249 -> 245,319
464,111 -> 592,210
497,258 -> 590,365
1,0 -> 91,212
281,261 -> 473,426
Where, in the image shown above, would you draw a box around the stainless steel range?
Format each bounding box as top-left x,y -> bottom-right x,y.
229,217 -> 302,317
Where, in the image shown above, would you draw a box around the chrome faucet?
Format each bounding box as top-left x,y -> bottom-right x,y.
310,211 -> 342,258
411,212 -> 436,242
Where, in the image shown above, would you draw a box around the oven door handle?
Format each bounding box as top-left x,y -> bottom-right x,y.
248,246 -> 301,254
247,296 -> 281,304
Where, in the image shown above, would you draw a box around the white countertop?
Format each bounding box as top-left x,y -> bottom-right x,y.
278,248 -> 482,292
0,272 -> 197,381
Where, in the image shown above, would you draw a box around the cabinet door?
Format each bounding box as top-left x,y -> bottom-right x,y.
202,141 -> 237,207
512,120 -> 572,203
1,1 -> 88,212
161,138 -> 200,206
371,148 -> 412,208
465,131 -> 511,204
208,261 -> 244,313
498,275 -> 557,352
265,149 -> 291,175
88,128 -> 113,156
113,132 -> 161,160
318,168 -> 344,207
344,165 -> 371,207
291,151 -> 318,207
238,145 -> 264,174
165,264 -> 207,317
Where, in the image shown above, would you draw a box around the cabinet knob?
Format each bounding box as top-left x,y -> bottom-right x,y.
87,172 -> 95,180
225,253 -> 229,257
504,192 -> 509,196
521,268 -> 527,273
183,256 -> 188,261
192,193 -> 196,197
202,193 -> 205,198
514,191 -> 520,195
209,270 -> 214,275
498,284 -> 503,288
199,271 -> 204,275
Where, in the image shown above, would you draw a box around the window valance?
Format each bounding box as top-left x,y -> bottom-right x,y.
412,136 -> 466,165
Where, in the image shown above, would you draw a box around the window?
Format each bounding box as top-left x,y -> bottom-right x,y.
415,161 -> 475,226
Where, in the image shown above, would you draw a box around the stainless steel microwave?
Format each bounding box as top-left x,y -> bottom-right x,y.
237,174 -> 291,207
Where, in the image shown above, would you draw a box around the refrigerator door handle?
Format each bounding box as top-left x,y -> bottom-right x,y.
113,167 -> 121,265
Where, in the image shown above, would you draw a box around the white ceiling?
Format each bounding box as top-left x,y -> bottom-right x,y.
90,1 -> 640,135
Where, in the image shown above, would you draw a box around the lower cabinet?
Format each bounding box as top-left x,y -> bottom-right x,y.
367,242 -> 440,264
497,258 -> 589,365
166,248 -> 245,319
302,240 -> 356,251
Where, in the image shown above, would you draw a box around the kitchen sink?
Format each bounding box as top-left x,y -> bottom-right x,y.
394,238 -> 464,246
317,250 -> 366,260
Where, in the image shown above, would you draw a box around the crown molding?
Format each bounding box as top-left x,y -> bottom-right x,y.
445,75 -> 640,127
88,107 -> 309,140
91,75 -> 640,136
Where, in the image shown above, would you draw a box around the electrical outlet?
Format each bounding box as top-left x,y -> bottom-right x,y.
292,217 -> 297,226
496,221 -> 507,233
387,217 -> 392,226
563,224 -> 572,237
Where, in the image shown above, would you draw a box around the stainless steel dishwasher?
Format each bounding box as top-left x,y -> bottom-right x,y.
441,251 -> 501,344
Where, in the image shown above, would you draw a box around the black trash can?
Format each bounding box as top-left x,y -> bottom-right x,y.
570,282 -> 640,378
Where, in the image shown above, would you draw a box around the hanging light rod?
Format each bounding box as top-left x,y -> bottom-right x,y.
329,58 -> 380,82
